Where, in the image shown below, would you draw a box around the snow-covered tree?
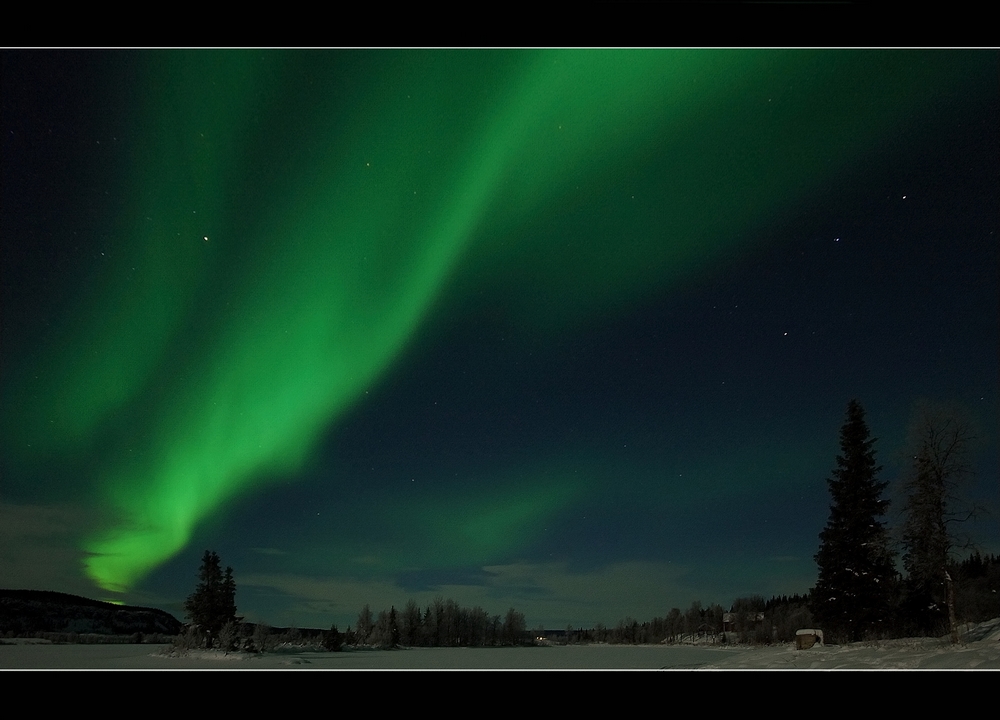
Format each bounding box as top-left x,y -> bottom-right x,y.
812,400 -> 896,642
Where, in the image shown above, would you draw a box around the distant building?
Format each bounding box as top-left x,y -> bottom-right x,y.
722,611 -> 764,633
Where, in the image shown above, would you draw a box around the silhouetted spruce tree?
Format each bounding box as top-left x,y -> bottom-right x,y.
222,566 -> 237,623
184,550 -> 237,648
388,605 -> 400,647
322,624 -> 343,651
812,400 -> 896,642
401,599 -> 423,646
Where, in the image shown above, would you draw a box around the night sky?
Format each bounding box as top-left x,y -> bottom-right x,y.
2,50 -> 997,631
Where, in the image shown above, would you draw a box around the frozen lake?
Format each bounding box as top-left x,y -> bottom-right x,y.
0,643 -> 742,670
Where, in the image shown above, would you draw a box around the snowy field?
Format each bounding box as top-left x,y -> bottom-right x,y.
3,618 -> 998,670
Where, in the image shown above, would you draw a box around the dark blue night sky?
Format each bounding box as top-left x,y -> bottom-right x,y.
2,50 -> 997,630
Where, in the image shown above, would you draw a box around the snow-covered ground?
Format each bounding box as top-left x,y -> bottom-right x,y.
700,617 -> 1000,670
3,618 -> 998,670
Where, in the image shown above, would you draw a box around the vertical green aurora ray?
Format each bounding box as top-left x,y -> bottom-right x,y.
2,52 -> 262,467
1,51 -> 974,592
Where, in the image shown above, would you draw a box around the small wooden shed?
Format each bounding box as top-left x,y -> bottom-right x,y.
795,628 -> 824,649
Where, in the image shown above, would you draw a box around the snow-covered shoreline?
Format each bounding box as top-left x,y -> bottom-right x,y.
3,618 -> 998,670
700,617 -> 1000,670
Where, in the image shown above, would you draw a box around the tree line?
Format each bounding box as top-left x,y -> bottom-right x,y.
559,594 -> 813,646
176,552 -> 531,651
175,398 -> 994,651
338,598 -> 529,649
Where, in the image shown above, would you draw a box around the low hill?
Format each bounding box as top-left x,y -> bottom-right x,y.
0,589 -> 182,637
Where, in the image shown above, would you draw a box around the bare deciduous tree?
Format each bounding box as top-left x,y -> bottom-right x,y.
900,401 -> 978,643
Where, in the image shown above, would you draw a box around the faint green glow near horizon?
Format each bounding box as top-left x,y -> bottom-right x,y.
0,50 -> 964,593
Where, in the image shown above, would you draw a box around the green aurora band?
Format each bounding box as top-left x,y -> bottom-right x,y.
0,50 -> 979,593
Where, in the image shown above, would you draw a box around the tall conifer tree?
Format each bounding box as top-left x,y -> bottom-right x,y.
813,400 -> 896,642
184,550 -> 237,647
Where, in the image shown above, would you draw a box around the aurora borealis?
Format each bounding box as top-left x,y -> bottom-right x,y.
2,50 -> 997,630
